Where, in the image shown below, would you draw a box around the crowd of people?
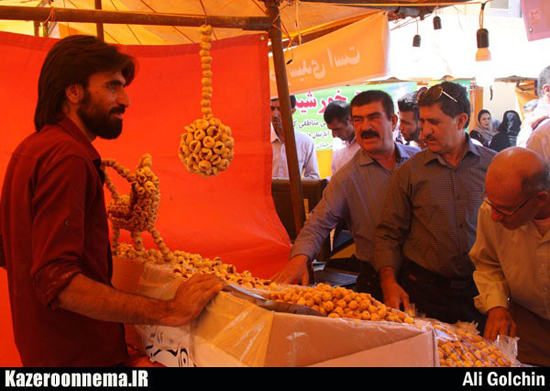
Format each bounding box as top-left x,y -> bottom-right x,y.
271,88 -> 546,180
470,108 -> 522,152
1,34 -> 549,368
271,70 -> 550,367
469,92 -> 550,155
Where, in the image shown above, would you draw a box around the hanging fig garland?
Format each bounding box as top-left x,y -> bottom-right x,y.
178,24 -> 235,178
102,154 -> 175,263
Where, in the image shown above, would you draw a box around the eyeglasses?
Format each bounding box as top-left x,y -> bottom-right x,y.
417,85 -> 458,104
482,191 -> 538,217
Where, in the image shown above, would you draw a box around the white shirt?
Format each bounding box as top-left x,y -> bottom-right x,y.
331,138 -> 361,175
524,98 -> 550,155
470,203 -> 550,321
271,126 -> 320,179
517,120 -> 536,148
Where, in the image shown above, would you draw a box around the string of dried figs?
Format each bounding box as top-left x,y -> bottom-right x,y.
178,24 -> 235,178
115,241 -> 275,290
102,154 -> 175,263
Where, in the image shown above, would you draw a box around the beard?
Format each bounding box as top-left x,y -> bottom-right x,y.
403,128 -> 420,142
77,90 -> 125,140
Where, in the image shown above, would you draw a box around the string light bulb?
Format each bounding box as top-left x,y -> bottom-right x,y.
433,16 -> 442,30
411,19 -> 421,62
412,34 -> 421,48
474,2 -> 494,87
476,28 -> 491,62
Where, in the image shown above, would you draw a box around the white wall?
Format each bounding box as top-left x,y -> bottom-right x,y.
481,82 -> 521,125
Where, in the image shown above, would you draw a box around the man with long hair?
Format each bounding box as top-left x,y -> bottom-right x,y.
0,35 -> 222,367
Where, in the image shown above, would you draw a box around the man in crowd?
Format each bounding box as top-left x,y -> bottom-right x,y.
323,100 -> 361,174
271,90 -> 419,298
523,98 -> 539,116
373,82 -> 495,328
470,147 -> 550,367
519,66 -> 550,153
271,95 -> 320,179
397,91 -> 425,149
517,98 -> 546,148
0,35 -> 222,367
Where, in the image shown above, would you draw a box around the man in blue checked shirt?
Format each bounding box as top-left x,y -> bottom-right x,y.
374,82 -> 496,330
271,90 -> 420,300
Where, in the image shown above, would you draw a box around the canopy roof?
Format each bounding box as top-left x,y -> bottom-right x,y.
0,0 -> 474,45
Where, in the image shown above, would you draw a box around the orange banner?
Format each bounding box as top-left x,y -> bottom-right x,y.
269,12 -> 389,96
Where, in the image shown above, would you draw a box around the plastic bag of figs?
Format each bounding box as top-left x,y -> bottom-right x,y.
429,320 -> 520,367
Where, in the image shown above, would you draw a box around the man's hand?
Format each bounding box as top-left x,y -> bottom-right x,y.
58,273 -> 222,327
379,266 -> 410,311
163,273 -> 223,327
271,255 -> 310,285
483,306 -> 516,341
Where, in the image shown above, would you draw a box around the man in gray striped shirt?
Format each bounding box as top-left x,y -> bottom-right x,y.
272,90 -> 420,299
374,82 -> 496,328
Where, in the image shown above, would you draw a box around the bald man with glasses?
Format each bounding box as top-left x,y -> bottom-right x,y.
470,147 -> 550,367
373,81 -> 496,329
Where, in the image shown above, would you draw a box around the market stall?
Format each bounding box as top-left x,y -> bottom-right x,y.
0,2 -> 293,366
111,257 -> 519,367
0,1 -> 392,366
0,0 -> 525,368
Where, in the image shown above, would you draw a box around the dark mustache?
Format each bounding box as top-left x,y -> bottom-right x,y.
110,106 -> 126,115
360,130 -> 379,138
423,133 -> 435,141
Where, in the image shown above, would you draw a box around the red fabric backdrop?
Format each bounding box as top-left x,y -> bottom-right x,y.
0,32 -> 291,366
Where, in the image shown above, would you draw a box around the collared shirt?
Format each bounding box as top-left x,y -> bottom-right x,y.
271,126 -> 320,179
525,98 -> 550,158
373,138 -> 496,278
0,116 -> 127,367
404,139 -> 422,149
470,203 -> 550,320
290,143 -> 420,263
331,137 -> 361,174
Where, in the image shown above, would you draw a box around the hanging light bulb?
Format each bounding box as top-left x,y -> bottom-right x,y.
476,28 -> 491,62
411,34 -> 421,62
413,34 -> 421,48
433,16 -> 442,30
411,19 -> 421,63
432,11 -> 443,49
474,2 -> 494,87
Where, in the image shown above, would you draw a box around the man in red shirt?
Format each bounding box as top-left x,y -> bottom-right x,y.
0,35 -> 222,367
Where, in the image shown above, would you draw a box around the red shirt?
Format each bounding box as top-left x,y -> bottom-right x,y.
0,116 -> 128,367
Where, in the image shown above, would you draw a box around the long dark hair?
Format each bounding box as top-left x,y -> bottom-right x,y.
34,35 -> 136,131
